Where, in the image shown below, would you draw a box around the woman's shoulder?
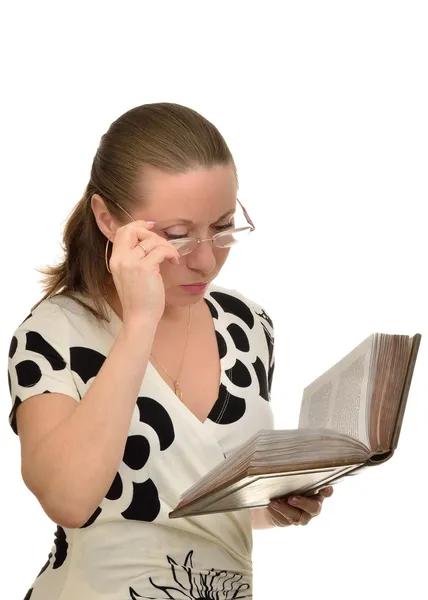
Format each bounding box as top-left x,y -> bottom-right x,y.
14,293 -> 100,336
206,283 -> 274,333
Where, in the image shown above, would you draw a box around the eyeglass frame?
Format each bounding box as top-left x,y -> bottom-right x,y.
109,197 -> 255,255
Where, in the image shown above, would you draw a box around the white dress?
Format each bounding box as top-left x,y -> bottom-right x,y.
8,284 -> 275,600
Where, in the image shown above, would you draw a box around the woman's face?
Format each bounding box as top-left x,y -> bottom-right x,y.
132,164 -> 238,308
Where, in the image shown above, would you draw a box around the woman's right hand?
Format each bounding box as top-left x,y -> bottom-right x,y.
108,221 -> 181,325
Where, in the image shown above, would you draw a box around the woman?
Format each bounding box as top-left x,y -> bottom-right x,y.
8,103 -> 332,600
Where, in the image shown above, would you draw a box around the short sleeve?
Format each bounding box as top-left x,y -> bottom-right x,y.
255,305 -> 275,398
226,287 -> 276,401
7,300 -> 80,435
237,290 -> 275,400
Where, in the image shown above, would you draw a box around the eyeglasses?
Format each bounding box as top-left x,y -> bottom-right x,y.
110,198 -> 255,257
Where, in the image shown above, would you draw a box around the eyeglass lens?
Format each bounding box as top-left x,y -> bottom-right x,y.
169,227 -> 251,256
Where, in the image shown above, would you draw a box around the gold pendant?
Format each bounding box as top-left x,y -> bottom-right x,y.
174,381 -> 183,401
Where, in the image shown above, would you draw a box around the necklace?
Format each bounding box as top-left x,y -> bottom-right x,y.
150,305 -> 193,401
106,297 -> 193,401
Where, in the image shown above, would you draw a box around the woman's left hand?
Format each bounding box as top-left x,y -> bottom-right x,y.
267,486 -> 334,527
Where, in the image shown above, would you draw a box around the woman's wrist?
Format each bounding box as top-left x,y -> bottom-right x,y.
120,317 -> 158,341
250,506 -> 276,530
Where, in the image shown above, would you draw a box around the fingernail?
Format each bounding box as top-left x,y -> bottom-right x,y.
288,497 -> 299,505
146,220 -> 156,225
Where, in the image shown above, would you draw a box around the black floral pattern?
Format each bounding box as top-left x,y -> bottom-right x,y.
129,551 -> 251,599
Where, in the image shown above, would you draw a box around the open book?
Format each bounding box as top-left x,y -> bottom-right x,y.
170,333 -> 421,518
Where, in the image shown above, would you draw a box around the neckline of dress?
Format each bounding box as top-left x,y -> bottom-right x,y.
104,285 -> 225,427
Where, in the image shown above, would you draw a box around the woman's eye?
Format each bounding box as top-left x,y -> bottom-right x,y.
165,232 -> 189,240
164,223 -> 234,239
214,223 -> 234,232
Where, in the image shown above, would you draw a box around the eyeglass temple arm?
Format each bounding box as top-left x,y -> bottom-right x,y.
237,198 -> 255,230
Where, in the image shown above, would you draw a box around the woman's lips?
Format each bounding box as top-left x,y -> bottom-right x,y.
180,283 -> 208,294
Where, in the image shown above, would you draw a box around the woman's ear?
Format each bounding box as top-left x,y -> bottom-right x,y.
91,194 -> 118,240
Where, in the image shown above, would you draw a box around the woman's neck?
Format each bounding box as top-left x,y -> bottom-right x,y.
105,288 -> 197,325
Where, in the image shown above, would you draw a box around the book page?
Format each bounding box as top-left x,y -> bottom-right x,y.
298,336 -> 374,447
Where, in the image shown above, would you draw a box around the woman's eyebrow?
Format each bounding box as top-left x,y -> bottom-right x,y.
156,209 -> 236,227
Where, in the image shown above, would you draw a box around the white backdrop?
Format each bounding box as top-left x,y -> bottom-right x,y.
1,1 -> 427,598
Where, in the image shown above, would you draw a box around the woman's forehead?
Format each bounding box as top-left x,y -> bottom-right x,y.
135,165 -> 237,222
138,163 -> 234,191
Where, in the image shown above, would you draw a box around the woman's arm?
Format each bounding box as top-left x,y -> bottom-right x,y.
18,318 -> 157,529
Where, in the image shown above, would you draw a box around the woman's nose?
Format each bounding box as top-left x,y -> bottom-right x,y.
185,240 -> 216,273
